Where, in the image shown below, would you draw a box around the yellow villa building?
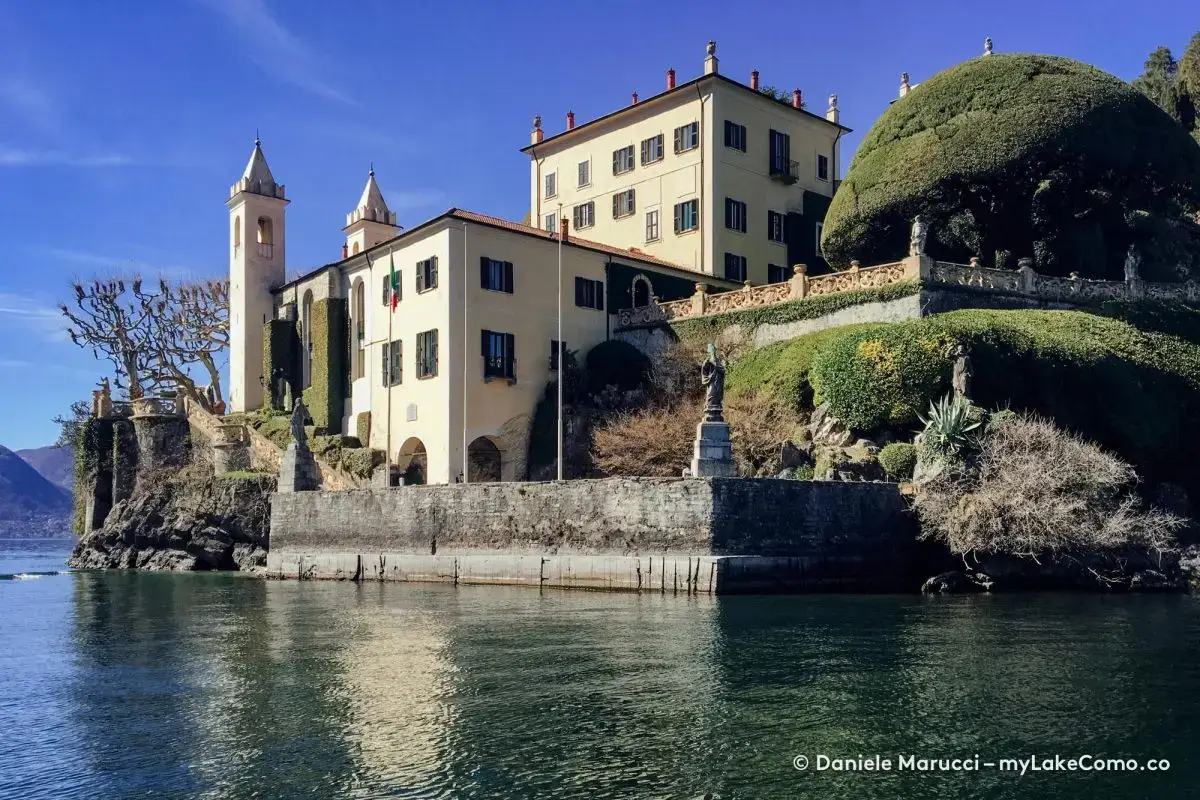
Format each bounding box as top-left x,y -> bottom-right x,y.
227,42 -> 848,485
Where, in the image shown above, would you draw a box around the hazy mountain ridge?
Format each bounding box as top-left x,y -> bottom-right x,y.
16,445 -> 74,492
0,445 -> 72,538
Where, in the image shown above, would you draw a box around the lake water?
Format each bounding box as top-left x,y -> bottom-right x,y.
2,539 -> 1199,799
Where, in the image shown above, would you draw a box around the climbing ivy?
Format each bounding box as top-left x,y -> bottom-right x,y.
302,298 -> 349,433
263,318 -> 302,410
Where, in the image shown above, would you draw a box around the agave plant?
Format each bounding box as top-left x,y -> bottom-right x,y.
918,393 -> 982,460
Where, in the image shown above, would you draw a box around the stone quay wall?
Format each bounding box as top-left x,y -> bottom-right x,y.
267,477 -> 917,593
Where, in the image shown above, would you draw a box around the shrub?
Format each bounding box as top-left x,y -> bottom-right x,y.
726,324 -> 874,410
725,394 -> 805,477
913,414 -> 1184,555
918,394 -> 982,461
585,340 -> 651,396
591,399 -> 699,477
302,298 -> 348,433
878,442 -> 918,480
822,54 -> 1200,279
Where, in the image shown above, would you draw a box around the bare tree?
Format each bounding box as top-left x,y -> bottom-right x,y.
61,275 -> 229,409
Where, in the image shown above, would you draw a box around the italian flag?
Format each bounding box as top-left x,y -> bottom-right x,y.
389,252 -> 399,311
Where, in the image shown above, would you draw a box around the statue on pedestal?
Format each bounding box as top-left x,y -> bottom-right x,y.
1124,245 -> 1141,283
950,343 -> 973,400
700,343 -> 726,423
909,216 -> 928,257
290,398 -> 308,447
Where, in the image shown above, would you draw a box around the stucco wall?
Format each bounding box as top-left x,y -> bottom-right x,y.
268,477 -> 917,591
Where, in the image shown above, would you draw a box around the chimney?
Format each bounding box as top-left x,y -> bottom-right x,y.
792,89 -> 802,109
559,217 -> 569,242
631,91 -> 639,105
750,70 -> 759,91
825,94 -> 839,124
566,111 -> 575,130
342,243 -> 348,259
704,40 -> 718,75
899,72 -> 911,98
667,68 -> 676,90
531,114 -> 543,144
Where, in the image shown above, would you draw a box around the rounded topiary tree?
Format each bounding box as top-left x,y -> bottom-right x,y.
822,54 -> 1200,280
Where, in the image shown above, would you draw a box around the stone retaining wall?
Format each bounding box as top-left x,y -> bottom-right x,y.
268,477 -> 917,592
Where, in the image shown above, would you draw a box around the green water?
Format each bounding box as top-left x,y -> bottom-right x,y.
2,540 -> 1198,799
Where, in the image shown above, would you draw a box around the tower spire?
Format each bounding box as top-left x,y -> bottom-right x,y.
231,135 -> 284,200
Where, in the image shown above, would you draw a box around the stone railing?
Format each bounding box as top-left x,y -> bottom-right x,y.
616,260 -> 917,328
615,253 -> 1198,330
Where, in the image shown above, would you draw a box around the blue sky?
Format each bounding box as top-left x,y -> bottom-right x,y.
0,0 -> 1194,450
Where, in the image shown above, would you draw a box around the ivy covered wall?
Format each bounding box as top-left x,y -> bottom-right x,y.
263,318 -> 302,411
302,298 -> 349,433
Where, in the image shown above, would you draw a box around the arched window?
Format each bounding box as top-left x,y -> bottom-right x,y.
632,275 -> 652,308
257,216 -> 274,259
301,290 -> 314,389
352,279 -> 366,380
352,242 -> 361,255
233,216 -> 241,252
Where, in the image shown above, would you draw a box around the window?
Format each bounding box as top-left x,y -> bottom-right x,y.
573,201 -> 595,230
381,272 -> 402,306
674,199 -> 699,234
768,264 -> 789,284
381,339 -> 402,386
544,213 -> 556,233
577,160 -> 591,187
674,122 -> 699,154
632,276 -> 652,307
724,253 -> 747,283
257,216 -> 274,259
640,134 -> 664,165
353,280 -> 366,380
768,210 -> 786,243
544,171 -> 557,199
612,189 -> 635,219
815,222 -> 825,255
769,129 -> 791,176
725,198 -> 747,233
416,256 -> 438,292
480,257 -> 514,293
550,339 -> 567,370
724,120 -> 747,152
645,209 -> 660,242
481,330 -> 516,381
416,329 -> 438,378
613,145 -> 635,175
817,154 -> 830,182
574,276 -> 604,310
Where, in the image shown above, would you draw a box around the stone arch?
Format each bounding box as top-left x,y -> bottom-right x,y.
467,436 -> 502,482
233,215 -> 241,249
631,273 -> 653,307
351,278 -> 366,380
397,437 -> 427,485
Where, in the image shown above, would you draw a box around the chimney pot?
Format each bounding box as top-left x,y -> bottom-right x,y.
342,243 -> 349,259
792,89 -> 802,109
750,70 -> 759,90
560,217 -> 569,241
531,114 -> 543,144
631,91 -> 639,105
667,68 -> 676,90
566,110 -> 575,130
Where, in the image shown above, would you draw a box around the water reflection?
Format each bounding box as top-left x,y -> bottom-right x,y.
43,575 -> 1200,799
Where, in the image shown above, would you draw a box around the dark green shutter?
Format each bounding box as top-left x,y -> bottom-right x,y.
596,280 -> 604,311
504,261 -> 514,293
480,256 -> 489,289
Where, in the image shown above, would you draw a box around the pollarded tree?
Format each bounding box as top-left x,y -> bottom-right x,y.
821,54 -> 1200,280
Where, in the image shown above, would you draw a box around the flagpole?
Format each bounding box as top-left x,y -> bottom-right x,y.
461,222 -> 469,484
556,204 -> 563,482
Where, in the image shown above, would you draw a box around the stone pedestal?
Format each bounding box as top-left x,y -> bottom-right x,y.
691,421 -> 737,478
279,442 -> 321,493
212,423 -> 251,476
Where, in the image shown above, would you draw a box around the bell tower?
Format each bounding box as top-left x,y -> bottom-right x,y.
344,167 -> 399,256
227,136 -> 288,412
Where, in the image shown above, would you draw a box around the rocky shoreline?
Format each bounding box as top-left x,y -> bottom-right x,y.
70,467 -> 274,572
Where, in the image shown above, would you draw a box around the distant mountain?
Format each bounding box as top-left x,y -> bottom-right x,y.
0,445 -> 72,538
16,446 -> 73,492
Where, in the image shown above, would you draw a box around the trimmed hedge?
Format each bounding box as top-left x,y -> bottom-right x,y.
795,309 -> 1200,495
725,324 -> 875,409
823,54 -> 1200,279
672,280 -> 919,343
356,411 -> 371,448
263,318 -> 302,411
878,442 -> 917,480
302,298 -> 349,433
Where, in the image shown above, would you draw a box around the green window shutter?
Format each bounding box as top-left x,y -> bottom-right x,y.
381,342 -> 388,386
480,256 -> 489,289
596,281 -> 604,311
504,261 -> 514,293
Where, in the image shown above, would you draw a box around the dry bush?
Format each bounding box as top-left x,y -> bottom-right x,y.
647,339 -> 707,405
913,413 -> 1184,555
726,393 -> 804,477
591,399 -> 700,477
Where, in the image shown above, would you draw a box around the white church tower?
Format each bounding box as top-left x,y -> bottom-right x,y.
227,137 -> 288,412
344,167 -> 399,255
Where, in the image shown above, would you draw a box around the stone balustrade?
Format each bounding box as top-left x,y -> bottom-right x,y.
614,253 -> 1198,330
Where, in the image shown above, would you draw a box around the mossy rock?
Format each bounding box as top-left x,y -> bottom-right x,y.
823,54 -> 1200,279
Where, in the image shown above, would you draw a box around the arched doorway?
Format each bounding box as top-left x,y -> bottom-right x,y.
632,275 -> 652,308
467,437 -> 502,482
397,437 -> 427,485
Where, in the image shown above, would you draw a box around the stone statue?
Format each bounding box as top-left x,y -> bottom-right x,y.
909,216 -> 928,256
290,398 -> 308,447
951,343 -> 973,399
984,37 -> 994,56
700,343 -> 726,423
271,367 -> 288,411
1124,245 -> 1141,283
